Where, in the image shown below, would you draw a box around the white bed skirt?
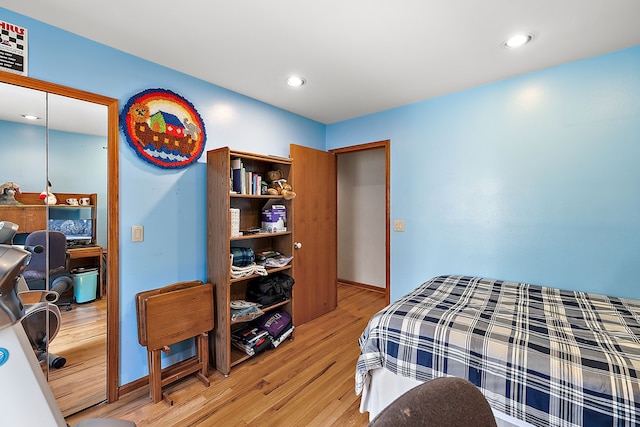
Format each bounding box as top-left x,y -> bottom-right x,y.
359,368 -> 534,427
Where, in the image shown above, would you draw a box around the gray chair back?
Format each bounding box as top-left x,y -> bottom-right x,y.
23,230 -> 69,279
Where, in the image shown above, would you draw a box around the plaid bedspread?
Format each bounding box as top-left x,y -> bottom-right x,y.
356,275 -> 640,426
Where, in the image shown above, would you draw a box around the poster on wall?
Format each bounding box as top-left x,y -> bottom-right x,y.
0,20 -> 27,76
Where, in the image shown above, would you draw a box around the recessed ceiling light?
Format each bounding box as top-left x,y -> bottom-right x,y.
286,76 -> 306,87
504,34 -> 533,49
21,114 -> 41,120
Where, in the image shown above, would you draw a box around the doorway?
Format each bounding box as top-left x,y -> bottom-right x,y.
331,140 -> 390,304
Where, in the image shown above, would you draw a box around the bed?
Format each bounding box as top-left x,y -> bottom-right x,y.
356,275 -> 640,426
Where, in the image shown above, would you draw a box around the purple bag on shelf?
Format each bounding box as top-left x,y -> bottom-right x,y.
255,310 -> 291,337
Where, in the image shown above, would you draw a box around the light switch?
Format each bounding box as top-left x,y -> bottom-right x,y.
393,220 -> 405,232
132,225 -> 144,242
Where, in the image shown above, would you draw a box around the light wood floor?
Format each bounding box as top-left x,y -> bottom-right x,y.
65,284 -> 386,426
49,297 -> 108,417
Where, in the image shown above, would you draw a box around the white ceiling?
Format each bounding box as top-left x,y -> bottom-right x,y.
1,1 -> 640,124
0,81 -> 108,136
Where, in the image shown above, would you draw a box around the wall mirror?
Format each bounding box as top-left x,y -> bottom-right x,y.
0,72 -> 119,417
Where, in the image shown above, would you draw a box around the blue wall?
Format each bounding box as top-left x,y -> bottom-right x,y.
0,121 -> 109,246
0,120 -> 47,185
0,9 -> 325,385
327,45 -> 640,302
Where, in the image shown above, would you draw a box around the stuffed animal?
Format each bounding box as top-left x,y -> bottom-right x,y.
39,180 -> 57,205
264,170 -> 296,200
0,182 -> 20,205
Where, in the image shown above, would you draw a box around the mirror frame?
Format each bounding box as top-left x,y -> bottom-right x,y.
0,71 -> 120,403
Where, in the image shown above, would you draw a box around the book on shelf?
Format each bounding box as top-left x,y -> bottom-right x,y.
241,165 -> 246,194
231,326 -> 271,355
230,157 -> 266,196
231,340 -> 255,356
231,158 -> 243,194
231,325 -> 269,346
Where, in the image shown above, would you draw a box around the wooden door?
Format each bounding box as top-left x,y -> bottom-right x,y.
290,144 -> 337,325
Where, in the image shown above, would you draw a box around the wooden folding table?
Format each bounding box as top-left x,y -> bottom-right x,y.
135,281 -> 214,405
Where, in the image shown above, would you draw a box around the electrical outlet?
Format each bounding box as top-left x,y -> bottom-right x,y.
393,220 -> 405,232
132,225 -> 144,242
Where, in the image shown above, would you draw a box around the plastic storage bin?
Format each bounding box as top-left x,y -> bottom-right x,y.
73,268 -> 98,303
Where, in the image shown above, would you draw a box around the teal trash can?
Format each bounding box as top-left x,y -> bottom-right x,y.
73,268 -> 99,303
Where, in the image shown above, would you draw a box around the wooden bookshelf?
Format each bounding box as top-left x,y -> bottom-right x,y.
206,147 -> 294,376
